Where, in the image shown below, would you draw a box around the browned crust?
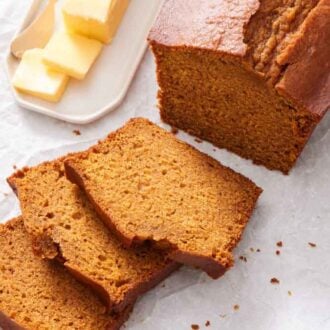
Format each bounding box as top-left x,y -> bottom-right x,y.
276,0 -> 330,117
63,161 -> 135,248
107,305 -> 134,330
0,312 -> 26,330
64,118 -> 262,279
8,161 -> 179,313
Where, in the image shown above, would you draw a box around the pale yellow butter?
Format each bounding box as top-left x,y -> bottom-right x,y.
62,0 -> 130,44
43,32 -> 103,80
12,48 -> 69,103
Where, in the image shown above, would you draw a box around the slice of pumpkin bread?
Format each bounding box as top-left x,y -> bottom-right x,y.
65,118 -> 262,279
0,218 -> 131,330
8,161 -> 178,313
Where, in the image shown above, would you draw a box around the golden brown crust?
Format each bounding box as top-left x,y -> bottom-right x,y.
148,0 -> 260,56
64,118 -> 262,279
276,0 -> 330,117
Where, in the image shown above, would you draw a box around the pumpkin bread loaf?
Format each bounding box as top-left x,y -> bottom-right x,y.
0,218 -> 131,330
65,118 -> 262,279
8,161 -> 179,313
148,0 -> 330,174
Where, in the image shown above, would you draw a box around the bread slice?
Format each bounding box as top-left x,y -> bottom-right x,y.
8,161 -> 178,313
64,118 -> 262,278
0,218 -> 131,330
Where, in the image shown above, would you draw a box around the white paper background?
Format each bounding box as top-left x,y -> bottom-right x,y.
1,1 -> 329,330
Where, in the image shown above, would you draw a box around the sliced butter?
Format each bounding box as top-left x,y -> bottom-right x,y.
62,0 -> 130,44
12,48 -> 69,103
43,32 -> 103,80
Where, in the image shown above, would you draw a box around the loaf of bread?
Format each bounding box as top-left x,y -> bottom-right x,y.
65,118 -> 262,279
8,160 -> 179,312
148,0 -> 330,173
0,218 -> 131,330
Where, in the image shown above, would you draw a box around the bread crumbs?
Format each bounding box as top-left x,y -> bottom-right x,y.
308,242 -> 316,248
73,130 -> 81,136
233,304 -> 240,311
276,241 -> 283,247
205,320 -> 211,327
270,278 -> 280,284
191,324 -> 199,330
239,256 -> 247,262
276,250 -> 280,255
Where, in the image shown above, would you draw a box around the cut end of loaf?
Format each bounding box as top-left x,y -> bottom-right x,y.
148,0 -> 328,173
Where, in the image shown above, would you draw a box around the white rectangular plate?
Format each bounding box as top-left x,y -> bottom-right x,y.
5,0 -> 163,124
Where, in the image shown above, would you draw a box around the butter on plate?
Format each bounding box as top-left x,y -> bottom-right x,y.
62,0 -> 130,44
12,49 -> 69,103
43,32 -> 103,80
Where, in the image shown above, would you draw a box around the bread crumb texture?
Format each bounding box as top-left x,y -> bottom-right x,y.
65,118 -> 262,278
8,159 -> 177,312
0,218 -> 130,330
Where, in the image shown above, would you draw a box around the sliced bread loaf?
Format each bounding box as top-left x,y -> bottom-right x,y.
8,161 -> 178,313
0,217 -> 131,330
64,118 -> 262,278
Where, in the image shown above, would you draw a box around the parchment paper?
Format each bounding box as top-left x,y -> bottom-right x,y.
0,1 -> 329,329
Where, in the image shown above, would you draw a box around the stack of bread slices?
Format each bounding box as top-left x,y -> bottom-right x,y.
1,118 -> 262,329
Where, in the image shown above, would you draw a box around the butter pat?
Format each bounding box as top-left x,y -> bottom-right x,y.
12,49 -> 69,103
62,0 -> 130,44
43,32 -> 103,80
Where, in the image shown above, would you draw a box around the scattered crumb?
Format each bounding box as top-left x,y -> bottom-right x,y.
191,324 -> 199,330
270,278 -> 280,285
213,148 -> 216,152
239,256 -> 247,262
233,304 -> 240,311
205,320 -> 211,327
219,314 -> 227,319
3,192 -> 9,197
73,129 -> 81,136
250,247 -> 255,252
288,290 -> 292,296
276,241 -> 283,247
13,165 -> 17,170
161,283 -> 166,288
308,242 -> 317,248
170,126 -> 179,135
194,138 -> 203,143
276,250 -> 280,255
256,248 -> 261,252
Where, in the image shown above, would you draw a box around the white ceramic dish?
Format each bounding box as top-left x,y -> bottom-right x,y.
5,0 -> 164,124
